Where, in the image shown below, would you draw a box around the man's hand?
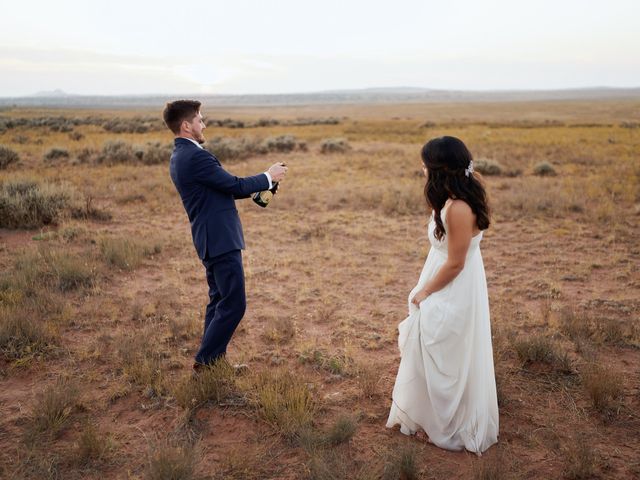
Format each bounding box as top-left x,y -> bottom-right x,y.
268,162 -> 288,182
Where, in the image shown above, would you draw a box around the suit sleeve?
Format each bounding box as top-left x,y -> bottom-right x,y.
192,150 -> 269,196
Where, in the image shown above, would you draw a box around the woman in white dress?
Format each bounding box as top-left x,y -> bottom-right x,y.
386,136 -> 499,455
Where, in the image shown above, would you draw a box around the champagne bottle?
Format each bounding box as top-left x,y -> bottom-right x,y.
252,182 -> 279,208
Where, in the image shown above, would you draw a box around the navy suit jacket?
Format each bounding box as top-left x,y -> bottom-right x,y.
169,138 -> 270,259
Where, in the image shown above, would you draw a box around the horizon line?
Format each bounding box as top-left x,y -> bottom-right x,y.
3,85 -> 640,100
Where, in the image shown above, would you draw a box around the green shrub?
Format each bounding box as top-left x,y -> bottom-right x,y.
264,135 -> 307,153
474,158 -> 503,176
97,140 -> 137,164
142,142 -> 172,165
0,179 -> 78,228
102,116 -> 161,133
320,138 -> 351,154
44,148 -> 70,162
533,161 -> 557,176
207,137 -> 266,162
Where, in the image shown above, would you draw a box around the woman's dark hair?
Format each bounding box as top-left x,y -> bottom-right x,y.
162,99 -> 201,134
421,136 -> 490,240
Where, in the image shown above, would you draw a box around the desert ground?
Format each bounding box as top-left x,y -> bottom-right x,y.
0,99 -> 638,479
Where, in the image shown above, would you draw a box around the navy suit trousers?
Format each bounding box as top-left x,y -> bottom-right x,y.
195,249 -> 246,364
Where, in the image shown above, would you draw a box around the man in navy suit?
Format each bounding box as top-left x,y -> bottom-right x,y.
163,100 -> 287,370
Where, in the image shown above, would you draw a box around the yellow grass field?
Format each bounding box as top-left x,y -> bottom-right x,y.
0,99 -> 639,479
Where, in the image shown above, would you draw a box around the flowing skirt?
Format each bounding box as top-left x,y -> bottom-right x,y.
386,246 -> 499,454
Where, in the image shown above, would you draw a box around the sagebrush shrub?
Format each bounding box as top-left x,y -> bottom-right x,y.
320,138 -> 351,154
44,148 -> 70,162
0,179 -> 77,228
0,145 -> 19,169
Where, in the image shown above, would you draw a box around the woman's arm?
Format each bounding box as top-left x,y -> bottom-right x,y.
411,200 -> 475,305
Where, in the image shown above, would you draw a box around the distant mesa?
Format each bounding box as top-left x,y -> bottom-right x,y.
33,89 -> 76,97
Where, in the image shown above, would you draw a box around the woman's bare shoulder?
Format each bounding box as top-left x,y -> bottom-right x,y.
448,199 -> 473,217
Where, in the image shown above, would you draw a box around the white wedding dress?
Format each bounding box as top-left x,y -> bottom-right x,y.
386,201 -> 499,454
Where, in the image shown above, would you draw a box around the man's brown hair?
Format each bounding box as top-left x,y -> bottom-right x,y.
162,100 -> 202,134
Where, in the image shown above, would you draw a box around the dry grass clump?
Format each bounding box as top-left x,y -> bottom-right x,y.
215,443 -> 277,480
0,145 -> 20,169
320,138 -> 351,154
0,179 -> 79,228
307,448 -> 377,480
115,329 -> 166,394
262,316 -> 296,344
353,361 -> 381,398
173,360 -> 236,410
0,304 -> 56,361
298,414 -> 358,450
0,246 -> 95,360
324,414 -> 358,446
4,247 -> 96,296
471,450 -> 513,480
559,306 -> 634,347
500,178 -> 586,219
559,307 -> 592,341
27,377 -> 79,438
563,435 -> 600,479
592,316 -> 627,346
4,446 -> 62,480
381,445 -> 419,480
298,346 -> 353,376
146,437 -> 197,480
74,422 -> 114,465
99,236 -> 161,270
380,182 -> 423,216
581,363 -> 624,414
247,369 -> 315,438
512,334 -> 572,373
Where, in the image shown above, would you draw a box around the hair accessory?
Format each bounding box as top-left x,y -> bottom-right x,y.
465,160 -> 474,177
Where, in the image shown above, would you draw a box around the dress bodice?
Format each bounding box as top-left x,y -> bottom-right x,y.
427,203 -> 483,258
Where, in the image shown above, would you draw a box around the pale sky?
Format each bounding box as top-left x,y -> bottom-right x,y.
1,0 -> 639,96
